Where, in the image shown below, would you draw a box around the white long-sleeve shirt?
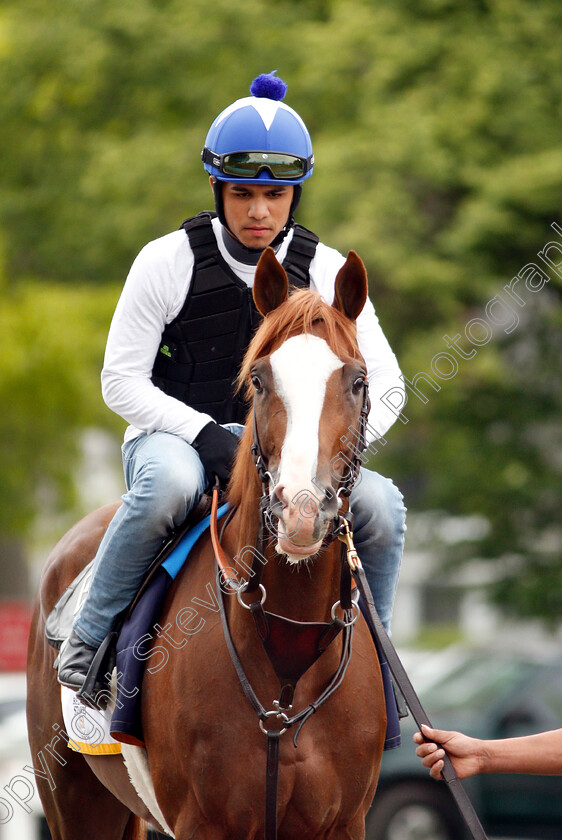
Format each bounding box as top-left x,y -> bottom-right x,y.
102,217 -> 404,445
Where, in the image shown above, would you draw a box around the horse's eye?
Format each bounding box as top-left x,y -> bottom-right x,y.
251,374 -> 263,393
352,376 -> 366,394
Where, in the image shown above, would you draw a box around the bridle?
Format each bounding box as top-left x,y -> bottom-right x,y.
250,371 -> 371,502
239,372 -> 370,595
334,375 -> 371,500
211,376 -> 371,680
209,375 -> 371,840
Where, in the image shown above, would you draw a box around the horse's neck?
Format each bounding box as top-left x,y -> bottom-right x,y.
223,510 -> 342,624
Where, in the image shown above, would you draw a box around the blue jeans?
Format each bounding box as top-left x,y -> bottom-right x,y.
74,429 -> 406,646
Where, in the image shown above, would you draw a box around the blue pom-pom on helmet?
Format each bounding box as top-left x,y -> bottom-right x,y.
250,71 -> 288,101
202,72 -> 314,186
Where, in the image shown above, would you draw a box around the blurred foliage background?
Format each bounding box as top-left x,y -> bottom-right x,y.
1,0 -> 560,624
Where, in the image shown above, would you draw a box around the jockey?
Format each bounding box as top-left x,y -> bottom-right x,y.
57,73 -> 407,699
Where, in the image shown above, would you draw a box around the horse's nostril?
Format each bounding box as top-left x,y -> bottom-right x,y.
273,485 -> 288,508
319,486 -> 338,514
269,486 -> 287,519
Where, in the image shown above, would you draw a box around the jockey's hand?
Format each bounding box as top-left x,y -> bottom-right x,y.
192,422 -> 239,490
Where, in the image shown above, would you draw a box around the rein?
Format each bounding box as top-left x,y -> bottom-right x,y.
210,484 -> 358,717
210,485 -> 358,840
208,380 -> 370,840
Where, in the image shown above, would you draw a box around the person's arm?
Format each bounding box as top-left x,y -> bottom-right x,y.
355,295 -> 405,441
101,231 -> 214,443
414,724 -> 562,778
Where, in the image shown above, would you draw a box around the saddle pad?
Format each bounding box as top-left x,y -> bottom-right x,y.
61,685 -> 121,755
110,503 -> 229,746
60,689 -> 175,836
162,502 -> 229,579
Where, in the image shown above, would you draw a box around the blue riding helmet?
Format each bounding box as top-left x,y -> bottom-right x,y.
202,73 -> 314,186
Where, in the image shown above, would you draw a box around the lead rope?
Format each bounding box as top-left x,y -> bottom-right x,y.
338,520 -> 489,840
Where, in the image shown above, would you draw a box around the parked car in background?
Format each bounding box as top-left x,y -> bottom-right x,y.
365,648 -> 562,840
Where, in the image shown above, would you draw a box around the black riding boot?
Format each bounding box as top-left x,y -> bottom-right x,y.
57,629 -> 114,709
58,629 -> 98,690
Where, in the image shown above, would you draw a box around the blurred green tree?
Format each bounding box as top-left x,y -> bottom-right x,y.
0,258 -> 121,595
0,0 -> 560,621
0,270 -> 121,536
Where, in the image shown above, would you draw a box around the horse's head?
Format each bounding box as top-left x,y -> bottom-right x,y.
237,247 -> 369,563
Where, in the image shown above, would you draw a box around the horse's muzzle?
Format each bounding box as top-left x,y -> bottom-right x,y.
269,482 -> 339,560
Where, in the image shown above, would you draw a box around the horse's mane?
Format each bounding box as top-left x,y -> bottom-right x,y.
227,288 -> 361,553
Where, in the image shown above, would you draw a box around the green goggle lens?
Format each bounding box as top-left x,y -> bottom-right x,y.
221,152 -> 307,180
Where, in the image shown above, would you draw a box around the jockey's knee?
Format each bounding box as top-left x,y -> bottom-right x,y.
127,446 -> 206,532
350,470 -> 406,547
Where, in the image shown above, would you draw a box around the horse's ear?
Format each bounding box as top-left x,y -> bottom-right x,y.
253,247 -> 289,316
332,250 -> 368,321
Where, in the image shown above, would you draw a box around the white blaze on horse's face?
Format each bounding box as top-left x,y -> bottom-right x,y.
270,333 -> 343,563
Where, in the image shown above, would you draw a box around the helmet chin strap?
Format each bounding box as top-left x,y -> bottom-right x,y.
212,180 -> 302,256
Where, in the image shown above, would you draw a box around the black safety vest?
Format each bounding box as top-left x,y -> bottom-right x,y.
151,212 -> 319,424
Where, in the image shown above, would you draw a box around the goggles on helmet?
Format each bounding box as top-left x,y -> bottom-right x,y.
202,148 -> 314,181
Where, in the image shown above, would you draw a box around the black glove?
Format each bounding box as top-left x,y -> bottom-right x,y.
191,422 -> 239,489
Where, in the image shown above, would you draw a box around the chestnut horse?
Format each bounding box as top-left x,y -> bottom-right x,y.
27,247 -> 386,839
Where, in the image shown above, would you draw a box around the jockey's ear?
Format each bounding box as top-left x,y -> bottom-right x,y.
253,247 -> 289,316
332,250 -> 368,321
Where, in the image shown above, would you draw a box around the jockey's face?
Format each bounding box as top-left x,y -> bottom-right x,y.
217,179 -> 294,249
